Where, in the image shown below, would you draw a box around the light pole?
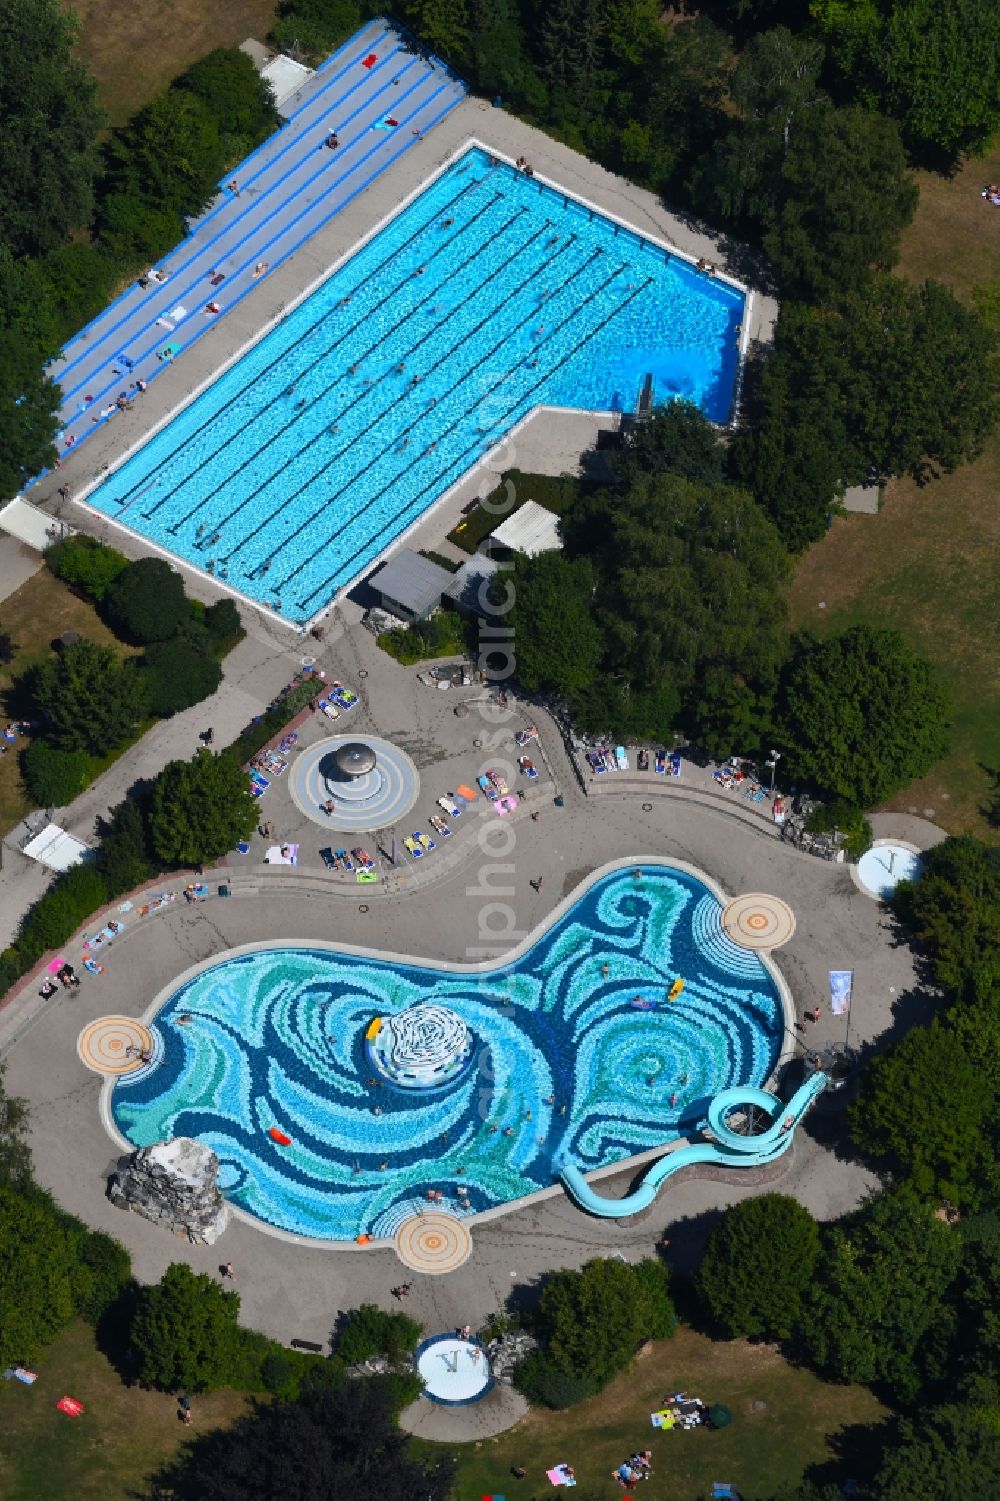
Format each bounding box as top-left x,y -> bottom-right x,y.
765,749 -> 781,793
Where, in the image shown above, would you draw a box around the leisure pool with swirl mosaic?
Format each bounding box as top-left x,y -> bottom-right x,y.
110,864 -> 784,1240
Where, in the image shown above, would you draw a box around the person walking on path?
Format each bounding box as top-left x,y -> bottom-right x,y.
530,876 -> 544,893
222,1261 -> 235,1280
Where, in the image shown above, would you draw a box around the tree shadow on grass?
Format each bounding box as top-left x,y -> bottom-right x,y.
794,1415 -> 898,1497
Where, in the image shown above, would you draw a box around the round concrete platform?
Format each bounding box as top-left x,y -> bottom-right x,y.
721,892 -> 796,950
77,1015 -> 155,1075
288,733 -> 419,832
395,1211 -> 472,1274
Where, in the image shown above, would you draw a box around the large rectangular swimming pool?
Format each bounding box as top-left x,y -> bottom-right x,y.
85,146 -> 745,623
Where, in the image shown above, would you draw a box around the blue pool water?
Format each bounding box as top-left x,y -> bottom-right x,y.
85,148 -> 744,623
111,866 -> 782,1240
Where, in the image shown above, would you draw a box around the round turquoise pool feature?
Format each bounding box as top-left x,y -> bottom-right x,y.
110,863 -> 785,1241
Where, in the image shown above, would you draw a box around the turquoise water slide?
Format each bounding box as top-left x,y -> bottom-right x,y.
557,1072 -> 829,1219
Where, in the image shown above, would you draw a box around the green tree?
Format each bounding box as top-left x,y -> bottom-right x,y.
103,90 -> 223,227
763,104 -> 917,299
175,48 -> 280,163
333,1304 -> 423,1364
466,0 -> 543,109
38,243 -> 116,346
697,1194 -> 821,1339
29,639 -> 150,754
0,1058 -> 33,1192
775,626 -> 950,805
21,741 -> 95,806
536,0 -> 607,122
46,535 -> 130,602
694,26 -> 824,222
851,278 -> 998,481
403,0 -> 470,63
271,0 -> 364,63
944,1227 -> 1000,1390
893,836 -> 1000,994
879,0 -> 1000,157
130,1263 -> 241,1392
636,18 -> 734,188
610,400 -> 725,491
850,1019 -> 996,1210
514,1350 -> 599,1409
873,1404 -> 1000,1499
141,1378 -> 454,1501
683,666 -> 772,760
104,558 -> 189,644
96,797 -> 155,898
734,280 -> 998,546
149,750 -> 258,868
508,552 -> 602,697
730,320 -> 848,549
18,863 -> 108,952
0,1189 -> 76,1366
0,237 -> 61,354
0,332 -> 60,499
799,1194 -> 959,1398
204,597 -> 243,646
143,639 -> 223,717
532,1257 -> 675,1389
72,1229 -> 132,1325
565,474 -> 789,724
0,0 -> 104,256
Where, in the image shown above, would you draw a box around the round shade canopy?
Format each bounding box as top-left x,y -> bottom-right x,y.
333,741 -> 377,777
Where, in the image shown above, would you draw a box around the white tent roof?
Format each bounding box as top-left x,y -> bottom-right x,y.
492,501 -> 563,557
261,54 -> 314,113
21,823 -> 90,872
0,498 -> 70,552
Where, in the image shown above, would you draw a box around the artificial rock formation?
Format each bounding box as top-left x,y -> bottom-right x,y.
486,1331 -> 538,1385
109,1137 -> 229,1244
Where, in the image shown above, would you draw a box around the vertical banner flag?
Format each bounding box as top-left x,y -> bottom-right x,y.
829,971 -> 853,1016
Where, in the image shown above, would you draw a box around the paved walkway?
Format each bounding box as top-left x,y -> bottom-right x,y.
0,608 -> 306,952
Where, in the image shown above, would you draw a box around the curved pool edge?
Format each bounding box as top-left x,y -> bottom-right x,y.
99,854 -> 797,1251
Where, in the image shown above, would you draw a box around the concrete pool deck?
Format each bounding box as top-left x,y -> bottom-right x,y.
28,95 -> 777,627
2,634 -> 921,1347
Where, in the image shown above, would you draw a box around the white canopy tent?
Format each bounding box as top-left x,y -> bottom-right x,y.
21,822 -> 90,872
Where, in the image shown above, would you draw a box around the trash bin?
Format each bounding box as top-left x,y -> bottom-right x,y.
218,884 -> 231,898
554,795 -> 565,807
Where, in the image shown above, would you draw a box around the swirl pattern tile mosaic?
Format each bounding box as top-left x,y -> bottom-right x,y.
111,865 -> 783,1240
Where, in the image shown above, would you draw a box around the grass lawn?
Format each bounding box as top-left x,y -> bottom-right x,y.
0,1319 -> 250,1501
438,1327 -> 884,1500
787,142 -> 1000,841
72,0 -> 280,125
0,569 -> 137,834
